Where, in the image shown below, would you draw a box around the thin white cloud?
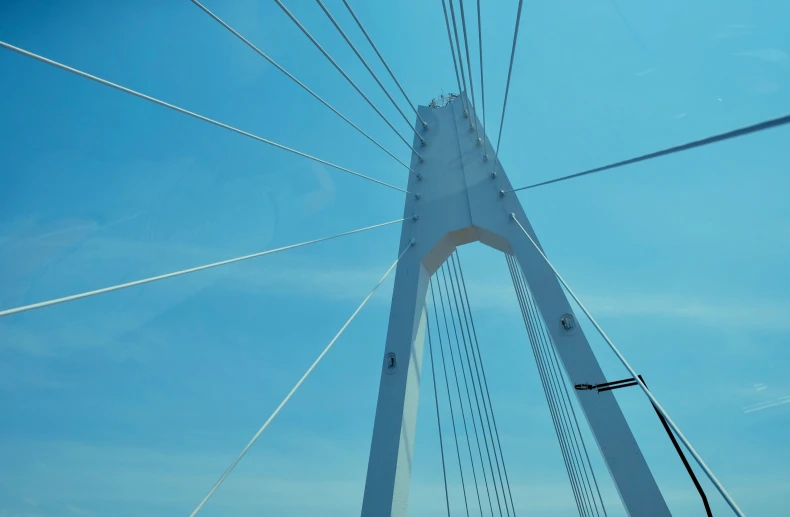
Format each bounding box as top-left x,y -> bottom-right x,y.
463,280 -> 790,331
735,48 -> 789,63
743,394 -> 790,414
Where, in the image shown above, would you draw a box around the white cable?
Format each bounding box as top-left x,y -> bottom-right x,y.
273,0 -> 425,161
187,240 -> 414,517
0,218 -> 406,318
340,0 -> 428,130
190,0 -> 418,178
315,0 -> 425,145
0,41 -> 411,195
510,214 -> 746,517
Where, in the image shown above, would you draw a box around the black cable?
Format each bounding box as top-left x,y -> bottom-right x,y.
509,113 -> 790,192
427,313 -> 453,517
506,255 -> 587,516
456,252 -> 518,517
431,278 -> 472,517
446,255 -> 500,517
519,271 -> 600,517
439,265 -> 487,516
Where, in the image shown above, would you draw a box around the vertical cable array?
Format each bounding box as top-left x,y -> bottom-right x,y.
506,254 -> 607,517
441,0 -> 469,116
448,0 -> 476,132
430,278 -> 472,516
427,314 -> 453,517
428,252 -> 517,517
456,0 -> 482,142
453,252 -> 517,517
491,0 -> 524,176
475,0 -> 489,158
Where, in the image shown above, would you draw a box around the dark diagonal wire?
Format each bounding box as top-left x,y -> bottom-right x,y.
507,113 -> 790,192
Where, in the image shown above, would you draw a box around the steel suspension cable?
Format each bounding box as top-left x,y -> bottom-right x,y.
314,0 -> 426,146
491,0 -> 525,175
191,0 -> 418,177
438,265 -> 486,516
188,240 -> 414,517
475,0 -> 488,159
506,255 -> 587,516
430,277 -> 472,517
454,252 -> 517,516
448,0 -> 475,131
0,42 -> 411,195
273,0 -> 425,161
505,112 -> 790,193
447,254 -> 503,517
521,266 -> 607,516
445,259 -> 500,517
340,0 -> 429,130
0,218 -> 407,318
441,0 -> 469,116
427,314 -> 453,517
509,257 -> 592,517
457,0 -> 482,142
516,266 -> 600,517
510,214 -> 746,517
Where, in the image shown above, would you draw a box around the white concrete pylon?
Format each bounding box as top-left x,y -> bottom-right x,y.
359,93 -> 672,517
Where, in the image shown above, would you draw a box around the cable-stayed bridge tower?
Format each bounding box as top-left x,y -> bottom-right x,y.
360,93 -> 671,517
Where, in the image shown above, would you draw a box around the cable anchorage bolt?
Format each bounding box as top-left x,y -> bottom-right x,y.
412,214 -> 420,221
490,170 -> 497,178
409,238 -> 416,246
500,190 -> 506,198
414,193 -> 421,200
422,121 -> 429,130
476,138 -> 482,147
416,172 -> 423,181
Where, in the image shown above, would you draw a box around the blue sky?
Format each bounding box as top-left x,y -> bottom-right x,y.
1,0 -> 789,516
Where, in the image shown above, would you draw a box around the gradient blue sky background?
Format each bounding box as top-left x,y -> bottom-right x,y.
1,0 -> 789,516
